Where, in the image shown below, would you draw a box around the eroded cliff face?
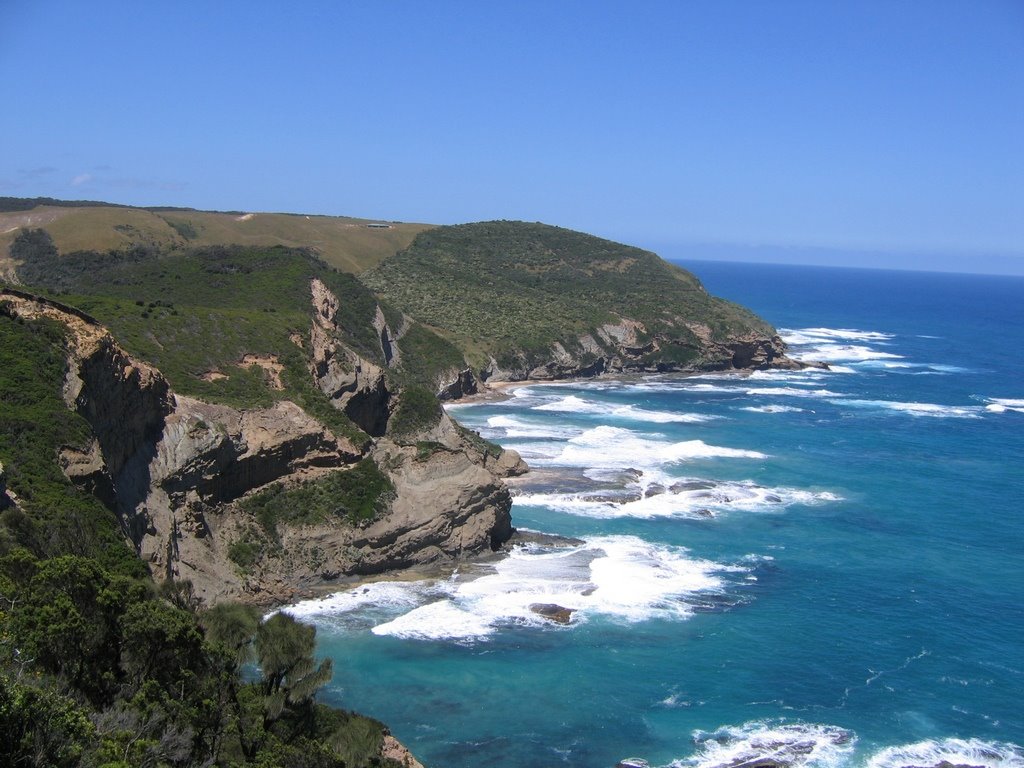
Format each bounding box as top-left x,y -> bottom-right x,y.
1,288 -> 518,605
475,316 -> 810,386
308,278 -> 393,436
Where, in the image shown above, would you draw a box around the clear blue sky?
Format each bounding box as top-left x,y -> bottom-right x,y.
2,1 -> 1022,274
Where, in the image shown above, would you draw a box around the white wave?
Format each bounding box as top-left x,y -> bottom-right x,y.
747,369 -> 832,382
867,739 -> 1024,768
780,328 -> 903,365
927,364 -> 971,373
504,440 -> 566,462
535,426 -> 766,472
853,360 -> 969,375
985,397 -> 1024,414
514,479 -> 839,520
741,405 -> 805,414
366,536 -> 738,640
746,387 -> 844,398
800,344 -> 904,363
486,414 -> 583,439
781,327 -> 894,342
834,399 -> 985,419
673,721 -> 856,768
531,394 -> 716,423
532,394 -> 603,413
685,383 -> 747,393
280,580 -> 435,621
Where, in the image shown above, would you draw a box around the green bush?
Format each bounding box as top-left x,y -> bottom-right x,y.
388,385 -> 442,438
241,459 -> 394,541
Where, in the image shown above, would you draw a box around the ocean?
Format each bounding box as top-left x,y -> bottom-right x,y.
285,262 -> 1024,768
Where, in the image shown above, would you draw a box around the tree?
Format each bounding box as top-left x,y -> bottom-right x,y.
10,556 -> 143,705
255,613 -> 334,731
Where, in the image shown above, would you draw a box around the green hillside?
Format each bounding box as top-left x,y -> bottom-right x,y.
7,228 -> 468,441
0,200 -> 431,275
363,220 -> 774,371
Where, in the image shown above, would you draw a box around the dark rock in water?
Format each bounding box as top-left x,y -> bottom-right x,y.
765,494 -> 782,503
695,508 -> 715,518
643,484 -> 666,498
616,758 -> 650,768
588,491 -> 642,504
739,760 -> 788,768
530,603 -> 574,624
504,530 -> 586,549
670,480 -> 717,492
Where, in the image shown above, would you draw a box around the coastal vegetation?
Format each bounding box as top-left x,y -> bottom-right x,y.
363,220 -> 773,371
0,310 -> 403,767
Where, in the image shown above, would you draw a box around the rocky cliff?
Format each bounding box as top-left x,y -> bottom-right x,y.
475,318 -> 805,385
1,287 -> 519,605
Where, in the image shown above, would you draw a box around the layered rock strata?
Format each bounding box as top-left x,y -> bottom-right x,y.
1,288 -> 517,605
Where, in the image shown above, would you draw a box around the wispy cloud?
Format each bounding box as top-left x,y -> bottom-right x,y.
19,166 -> 58,179
70,172 -> 94,187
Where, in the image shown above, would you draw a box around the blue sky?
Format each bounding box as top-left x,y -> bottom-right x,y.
2,1 -> 1022,274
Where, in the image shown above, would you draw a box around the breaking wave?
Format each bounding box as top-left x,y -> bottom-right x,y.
663,723 -> 1023,768
833,399 -> 986,419
285,537 -> 746,642
867,738 -> 1024,768
672,721 -> 856,768
514,478 -> 839,519
536,426 -> 766,471
984,397 -> 1024,414
532,394 -> 717,423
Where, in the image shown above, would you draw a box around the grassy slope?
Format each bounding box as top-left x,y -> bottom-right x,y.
8,232 -> 469,438
0,204 -> 431,274
363,220 -> 774,369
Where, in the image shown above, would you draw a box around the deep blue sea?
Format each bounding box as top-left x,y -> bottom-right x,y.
286,262 -> 1024,768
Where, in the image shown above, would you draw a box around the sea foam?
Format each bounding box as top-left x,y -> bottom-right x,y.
674,721 -> 856,768
834,399 -> 985,419
539,426 -> 766,472
532,394 -> 716,423
514,479 -> 839,520
867,739 -> 1024,768
985,397 -> 1024,414
360,536 -> 739,641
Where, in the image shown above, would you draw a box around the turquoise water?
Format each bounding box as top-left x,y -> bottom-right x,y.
288,263 -> 1024,768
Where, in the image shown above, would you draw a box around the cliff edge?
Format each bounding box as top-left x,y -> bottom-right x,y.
1,287 -> 518,605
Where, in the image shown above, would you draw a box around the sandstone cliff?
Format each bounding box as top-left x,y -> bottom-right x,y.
1,287 -> 518,605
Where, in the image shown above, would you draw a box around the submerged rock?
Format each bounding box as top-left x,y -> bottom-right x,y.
530,603 -> 574,624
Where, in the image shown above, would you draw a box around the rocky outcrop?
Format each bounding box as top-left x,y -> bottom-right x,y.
350,443 -> 512,574
476,320 -> 811,387
380,734 -> 426,768
309,278 -> 392,436
2,288 -> 519,605
531,603 -> 575,624
438,367 -> 479,400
